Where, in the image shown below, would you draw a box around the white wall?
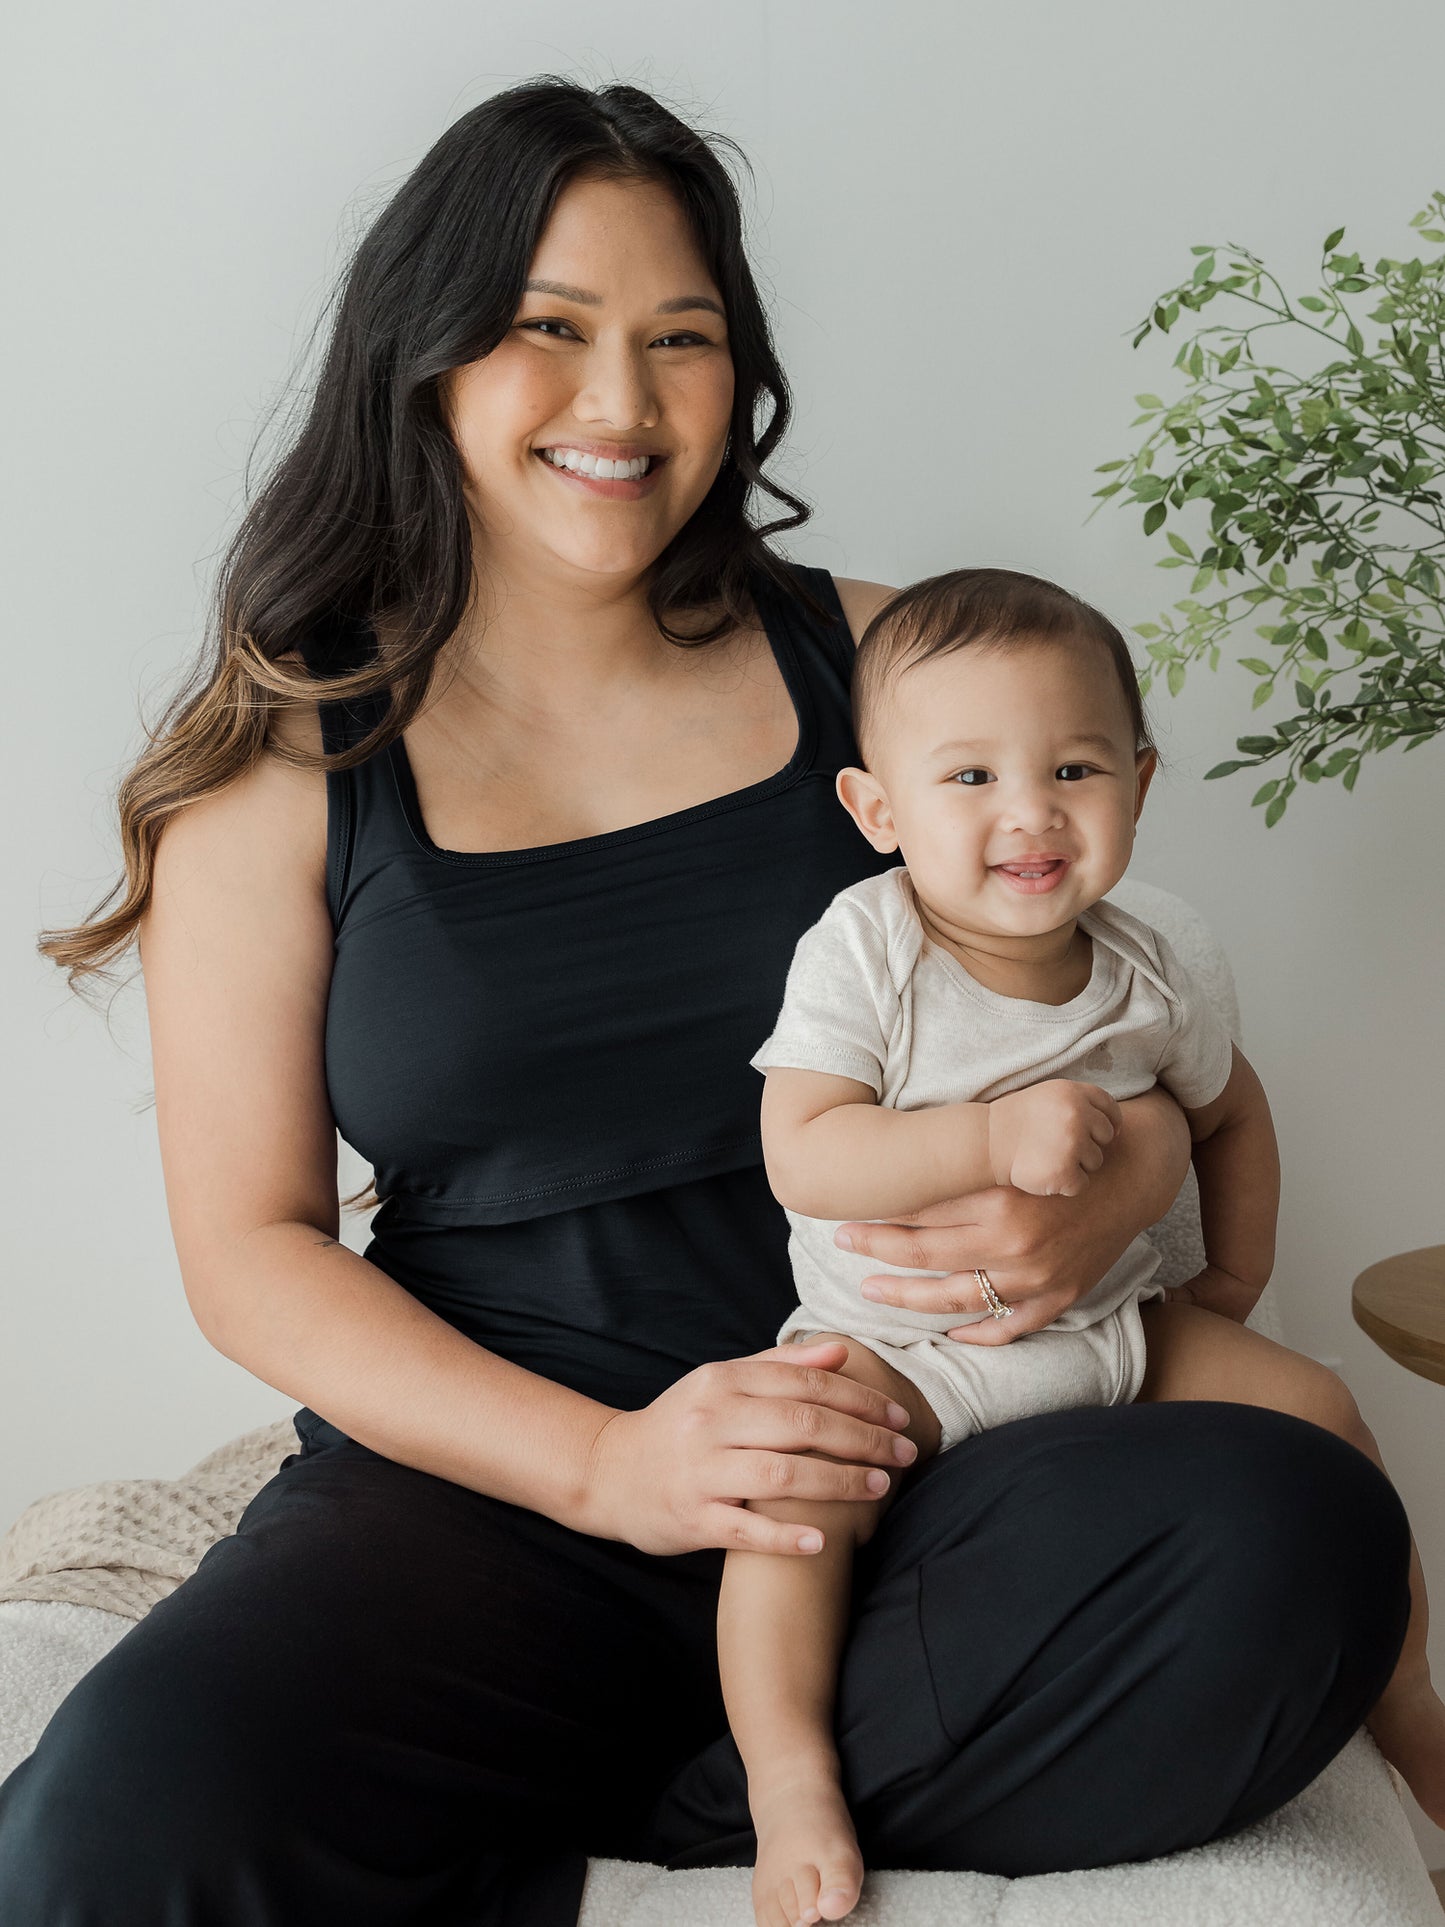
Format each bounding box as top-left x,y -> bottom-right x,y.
6,0 -> 1444,1866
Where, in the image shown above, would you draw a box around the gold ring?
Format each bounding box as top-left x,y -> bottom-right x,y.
974,1266 -> 1015,1320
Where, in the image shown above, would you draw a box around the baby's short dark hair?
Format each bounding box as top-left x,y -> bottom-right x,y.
850,567 -> 1155,769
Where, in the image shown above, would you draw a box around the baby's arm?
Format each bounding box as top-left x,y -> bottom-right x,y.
758,1066 -> 1123,1220
1175,1044 -> 1280,1323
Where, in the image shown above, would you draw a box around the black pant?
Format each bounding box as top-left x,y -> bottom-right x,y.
0,1400 -> 1411,1925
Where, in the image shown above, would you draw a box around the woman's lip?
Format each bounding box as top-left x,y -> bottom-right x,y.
533,450 -> 666,498
992,858 -> 1071,895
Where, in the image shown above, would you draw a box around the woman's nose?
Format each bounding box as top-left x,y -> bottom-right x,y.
573,341 -> 659,431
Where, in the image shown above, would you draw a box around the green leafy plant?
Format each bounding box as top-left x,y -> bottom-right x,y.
1093,195 -> 1445,823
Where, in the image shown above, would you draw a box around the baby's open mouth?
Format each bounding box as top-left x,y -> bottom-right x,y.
993,859 -> 1070,893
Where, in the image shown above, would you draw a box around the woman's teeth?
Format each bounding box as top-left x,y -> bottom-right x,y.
538,448 -> 653,480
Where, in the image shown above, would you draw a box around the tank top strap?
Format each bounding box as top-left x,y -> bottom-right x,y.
750,560 -> 860,772
297,614 -> 413,932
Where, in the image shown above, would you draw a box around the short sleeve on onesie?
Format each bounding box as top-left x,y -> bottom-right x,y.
748,880 -> 906,1096
1142,922 -> 1236,1110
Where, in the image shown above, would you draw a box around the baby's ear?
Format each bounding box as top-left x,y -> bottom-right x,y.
1132,747 -> 1159,822
836,766 -> 900,853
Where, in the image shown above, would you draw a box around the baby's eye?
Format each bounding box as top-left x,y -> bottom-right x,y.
1056,763 -> 1095,782
951,768 -> 994,787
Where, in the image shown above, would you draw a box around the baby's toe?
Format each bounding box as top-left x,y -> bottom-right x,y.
817,1867 -> 862,1920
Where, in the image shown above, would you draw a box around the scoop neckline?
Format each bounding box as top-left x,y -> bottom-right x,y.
385,572 -> 819,868
898,869 -> 1119,1020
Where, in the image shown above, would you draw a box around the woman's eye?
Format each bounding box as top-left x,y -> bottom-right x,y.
1057,764 -> 1094,782
520,320 -> 707,348
951,769 -> 994,786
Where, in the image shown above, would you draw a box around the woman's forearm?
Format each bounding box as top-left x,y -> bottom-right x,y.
196,1222 -> 616,1531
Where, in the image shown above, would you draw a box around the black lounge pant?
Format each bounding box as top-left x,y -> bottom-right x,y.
0,1400 -> 1412,1925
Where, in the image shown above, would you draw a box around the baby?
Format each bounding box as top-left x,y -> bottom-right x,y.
727,567 -> 1445,1927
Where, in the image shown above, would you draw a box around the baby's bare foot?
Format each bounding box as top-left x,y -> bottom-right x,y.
1369,1679 -> 1445,1828
749,1764 -> 865,1927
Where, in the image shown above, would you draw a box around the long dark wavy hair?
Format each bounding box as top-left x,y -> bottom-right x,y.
40,75 -> 828,990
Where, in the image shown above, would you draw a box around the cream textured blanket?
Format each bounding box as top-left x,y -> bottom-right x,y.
0,1418 -> 298,1621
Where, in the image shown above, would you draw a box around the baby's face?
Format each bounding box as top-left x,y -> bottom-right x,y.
839,638 -> 1155,944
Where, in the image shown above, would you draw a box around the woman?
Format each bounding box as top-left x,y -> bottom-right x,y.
0,76 -> 1410,1927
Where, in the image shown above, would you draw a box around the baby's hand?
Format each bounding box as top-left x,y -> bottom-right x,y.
987,1081 -> 1123,1197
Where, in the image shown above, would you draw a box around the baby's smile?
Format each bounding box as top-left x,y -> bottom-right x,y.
990,855 -> 1073,895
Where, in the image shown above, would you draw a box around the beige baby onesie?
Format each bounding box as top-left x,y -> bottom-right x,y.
749,864 -> 1235,1449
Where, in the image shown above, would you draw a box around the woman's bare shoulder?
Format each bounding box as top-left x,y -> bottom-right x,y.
830,577 -> 898,649
151,693 -> 329,911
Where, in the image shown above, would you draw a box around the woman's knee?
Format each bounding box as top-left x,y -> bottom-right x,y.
1154,1401 -> 1411,1675
850,1403 -> 1413,1870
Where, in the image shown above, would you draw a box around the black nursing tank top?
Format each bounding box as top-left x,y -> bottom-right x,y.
299,560 -> 900,1429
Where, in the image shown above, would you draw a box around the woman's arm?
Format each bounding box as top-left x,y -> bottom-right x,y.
140,712 -> 614,1530
1177,1045 -> 1279,1322
827,1084 -> 1193,1341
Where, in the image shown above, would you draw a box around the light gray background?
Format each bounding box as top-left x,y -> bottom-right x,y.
5,0 -> 1443,1869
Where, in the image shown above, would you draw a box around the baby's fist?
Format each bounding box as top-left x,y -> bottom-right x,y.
987,1080 -> 1123,1197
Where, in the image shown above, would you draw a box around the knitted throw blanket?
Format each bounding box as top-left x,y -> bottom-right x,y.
0,1419 -> 299,1621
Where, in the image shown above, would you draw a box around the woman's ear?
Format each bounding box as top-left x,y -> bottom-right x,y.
1132,748 -> 1159,824
835,766 -> 900,853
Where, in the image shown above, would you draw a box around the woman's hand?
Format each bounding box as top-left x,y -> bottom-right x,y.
837,1086 -> 1193,1344
578,1339 -> 917,1557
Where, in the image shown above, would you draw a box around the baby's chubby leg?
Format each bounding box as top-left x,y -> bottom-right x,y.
1136,1300 -> 1445,1825
718,1332 -> 941,1927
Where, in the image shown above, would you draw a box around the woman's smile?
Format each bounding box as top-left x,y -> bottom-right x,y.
533,442 -> 670,498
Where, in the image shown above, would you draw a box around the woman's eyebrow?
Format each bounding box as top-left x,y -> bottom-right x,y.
522,277 -> 724,317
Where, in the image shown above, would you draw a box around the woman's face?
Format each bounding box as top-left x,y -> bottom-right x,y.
443,172 -> 735,592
